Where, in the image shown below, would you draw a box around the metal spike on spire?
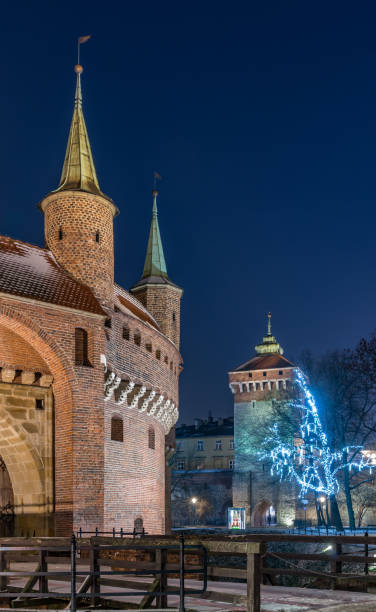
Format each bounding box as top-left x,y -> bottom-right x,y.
267,312 -> 272,336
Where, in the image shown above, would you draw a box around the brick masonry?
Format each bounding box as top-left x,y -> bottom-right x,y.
0,181 -> 182,536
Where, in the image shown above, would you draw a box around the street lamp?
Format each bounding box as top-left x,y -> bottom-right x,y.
191,497 -> 198,525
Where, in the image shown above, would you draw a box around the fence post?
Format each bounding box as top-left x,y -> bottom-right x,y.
70,534 -> 77,612
0,550 -> 6,591
365,531 -> 369,576
246,543 -> 264,612
156,547 -> 168,609
90,538 -> 100,607
39,548 -> 48,593
179,534 -> 185,612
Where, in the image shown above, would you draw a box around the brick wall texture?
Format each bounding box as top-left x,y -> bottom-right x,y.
0,189 -> 182,536
132,285 -> 182,350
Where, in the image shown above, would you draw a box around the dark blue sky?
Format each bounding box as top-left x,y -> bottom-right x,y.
1,1 -> 376,421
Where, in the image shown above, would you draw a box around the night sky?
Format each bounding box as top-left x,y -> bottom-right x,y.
1,1 -> 376,421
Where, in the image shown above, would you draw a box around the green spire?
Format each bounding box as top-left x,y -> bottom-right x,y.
255,312 -> 284,355
52,64 -> 109,200
141,190 -> 169,279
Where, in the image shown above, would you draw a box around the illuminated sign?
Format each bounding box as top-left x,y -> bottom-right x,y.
228,507 -> 245,530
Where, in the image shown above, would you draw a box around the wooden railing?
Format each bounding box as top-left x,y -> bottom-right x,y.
0,533 -> 374,612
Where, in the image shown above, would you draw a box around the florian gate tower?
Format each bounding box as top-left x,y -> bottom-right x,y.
0,62 -> 182,535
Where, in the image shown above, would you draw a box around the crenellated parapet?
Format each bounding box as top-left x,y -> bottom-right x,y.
104,370 -> 178,434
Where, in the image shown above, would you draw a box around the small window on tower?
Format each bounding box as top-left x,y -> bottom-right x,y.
145,342 -> 152,353
95,231 -> 100,243
58,227 -> 63,241
263,371 -> 267,376
134,332 -> 141,346
172,312 -> 176,322
123,326 -> 130,340
164,355 -> 168,364
156,349 -> 161,360
111,416 -> 123,442
170,361 -> 173,371
35,398 -> 44,410
279,370 -> 283,375
148,427 -> 155,449
248,372 -> 253,378
75,328 -> 91,366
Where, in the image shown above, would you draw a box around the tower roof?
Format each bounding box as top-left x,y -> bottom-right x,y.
254,312 -> 284,355
142,190 -> 168,279
131,190 -> 181,291
51,64 -> 114,205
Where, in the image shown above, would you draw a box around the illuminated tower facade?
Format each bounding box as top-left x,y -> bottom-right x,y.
228,314 -> 296,527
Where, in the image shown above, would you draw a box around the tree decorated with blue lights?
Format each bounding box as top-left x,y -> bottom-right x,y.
260,368 -> 376,526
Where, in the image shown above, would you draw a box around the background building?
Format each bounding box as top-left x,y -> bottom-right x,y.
229,314 -> 298,527
0,62 -> 182,536
171,417 -> 234,526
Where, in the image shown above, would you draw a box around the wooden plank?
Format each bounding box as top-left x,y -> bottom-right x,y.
204,541 -> 263,554
156,547 -> 167,608
260,567 -> 376,579
90,539 -> 100,607
207,566 -> 246,579
247,552 -> 262,612
139,578 -> 159,609
0,552 -> 6,591
38,550 -> 47,594
64,574 -> 92,611
264,552 -> 376,563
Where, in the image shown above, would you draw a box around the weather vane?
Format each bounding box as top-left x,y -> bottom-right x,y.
77,35 -> 91,66
153,171 -> 162,189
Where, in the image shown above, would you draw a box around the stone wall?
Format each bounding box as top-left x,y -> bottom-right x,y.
0,381 -> 53,516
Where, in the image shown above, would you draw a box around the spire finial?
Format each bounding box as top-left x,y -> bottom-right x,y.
255,312 -> 284,355
267,312 -> 272,336
74,64 -> 83,107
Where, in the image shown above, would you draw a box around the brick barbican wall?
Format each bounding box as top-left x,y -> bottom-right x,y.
42,191 -> 115,307
131,285 -> 182,350
0,297 -> 106,535
0,289 -> 181,536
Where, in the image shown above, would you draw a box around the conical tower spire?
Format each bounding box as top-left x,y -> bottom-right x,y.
141,189 -> 169,279
255,312 -> 284,355
52,64 -> 110,200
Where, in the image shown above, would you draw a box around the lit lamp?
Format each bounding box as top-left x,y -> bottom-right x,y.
191,497 -> 198,525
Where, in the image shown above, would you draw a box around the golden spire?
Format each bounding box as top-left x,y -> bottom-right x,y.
255,312 -> 284,355
52,63 -> 110,201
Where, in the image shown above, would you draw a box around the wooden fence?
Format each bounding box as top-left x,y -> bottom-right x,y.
0,533 -> 374,611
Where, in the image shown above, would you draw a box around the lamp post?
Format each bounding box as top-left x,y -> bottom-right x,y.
191,497 -> 198,526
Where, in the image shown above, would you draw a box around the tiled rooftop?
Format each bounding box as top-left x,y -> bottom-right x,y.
0,236 -> 105,315
232,353 -> 295,372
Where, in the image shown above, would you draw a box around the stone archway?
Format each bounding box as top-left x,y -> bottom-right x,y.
252,499 -> 273,527
0,306 -> 76,534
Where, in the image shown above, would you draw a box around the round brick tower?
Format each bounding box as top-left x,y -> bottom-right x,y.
38,64 -> 119,307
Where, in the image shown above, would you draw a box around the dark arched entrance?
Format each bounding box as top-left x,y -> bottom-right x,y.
0,457 -> 14,536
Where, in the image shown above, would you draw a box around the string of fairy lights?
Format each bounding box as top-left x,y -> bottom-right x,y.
260,369 -> 375,498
